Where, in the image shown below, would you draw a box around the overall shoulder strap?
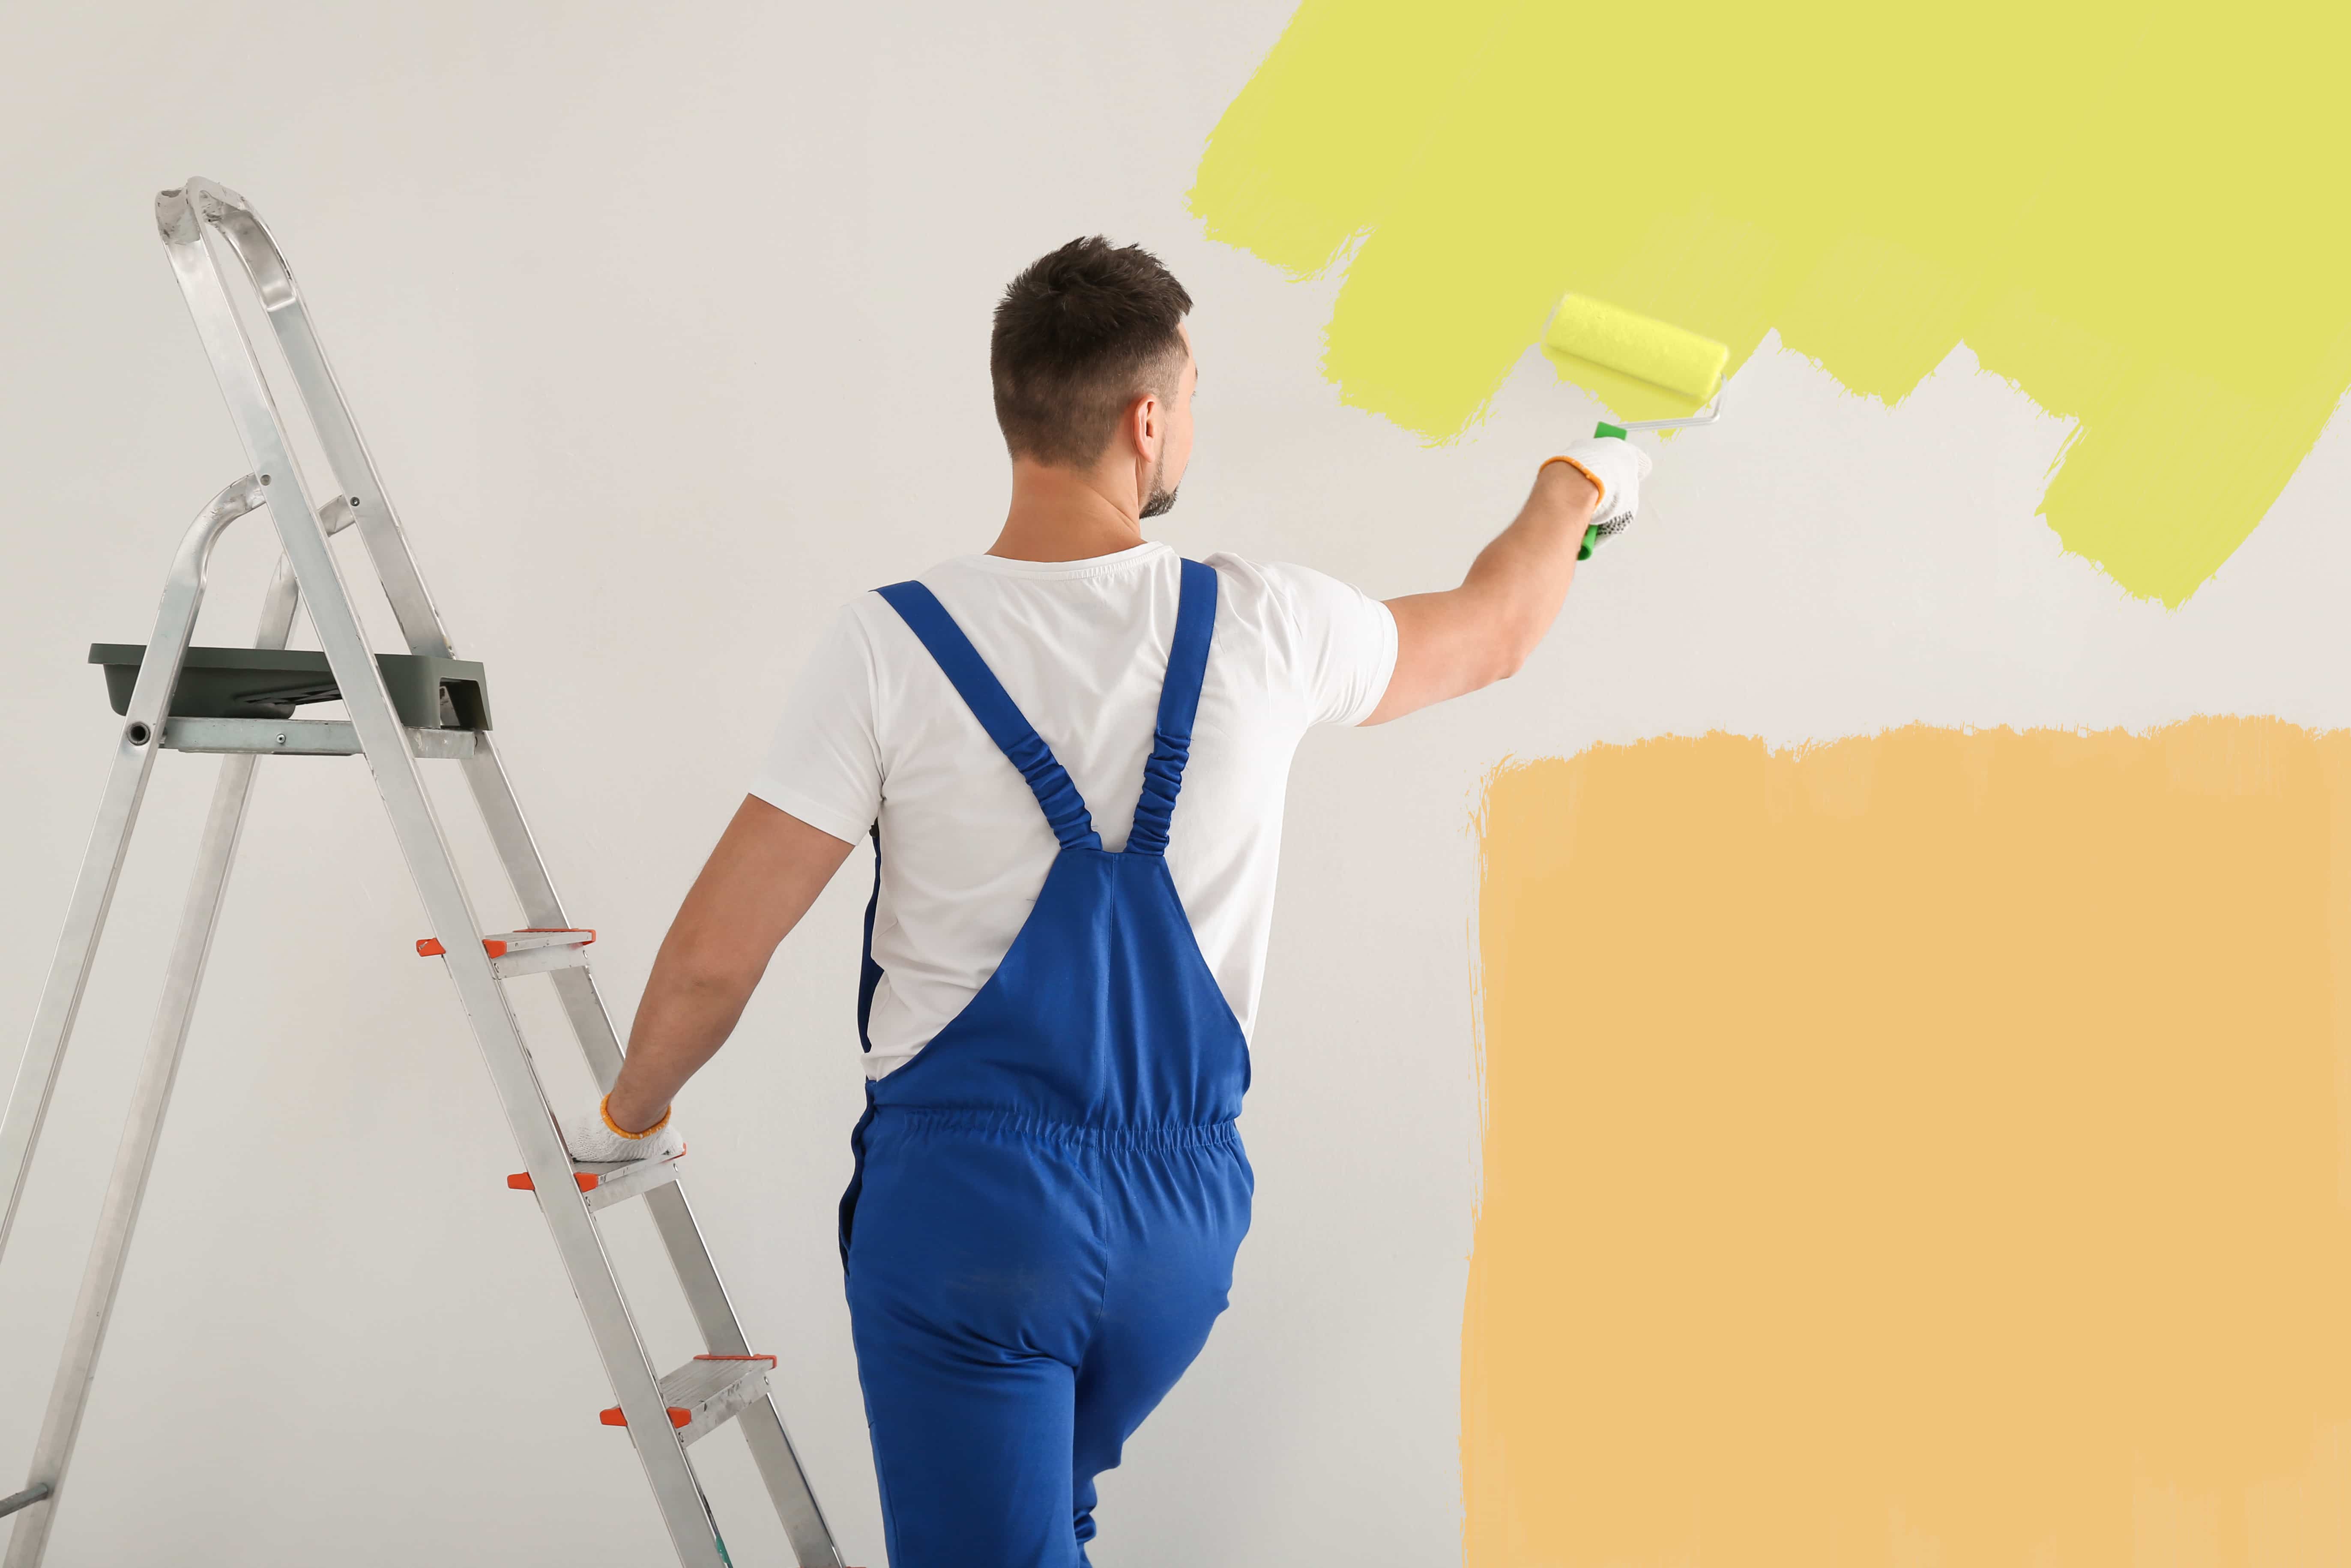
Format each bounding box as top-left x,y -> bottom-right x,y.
875,581 -> 1101,851
1126,558 -> 1218,858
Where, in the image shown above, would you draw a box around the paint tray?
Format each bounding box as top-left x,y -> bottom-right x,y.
89,644 -> 493,730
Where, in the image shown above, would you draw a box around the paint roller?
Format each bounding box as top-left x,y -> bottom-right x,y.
1540,294 -> 1729,558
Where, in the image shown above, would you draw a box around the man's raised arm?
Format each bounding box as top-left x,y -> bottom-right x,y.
1367,437 -> 1651,725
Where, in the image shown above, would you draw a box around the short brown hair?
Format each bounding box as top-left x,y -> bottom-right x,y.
991,237 -> 1192,467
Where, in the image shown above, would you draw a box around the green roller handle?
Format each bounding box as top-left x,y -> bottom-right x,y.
1576,420 -> 1628,560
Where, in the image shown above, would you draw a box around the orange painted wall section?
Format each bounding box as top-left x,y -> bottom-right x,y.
1470,721 -> 2351,1566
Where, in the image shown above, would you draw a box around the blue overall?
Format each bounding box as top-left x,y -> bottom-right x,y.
838,558 -> 1253,1567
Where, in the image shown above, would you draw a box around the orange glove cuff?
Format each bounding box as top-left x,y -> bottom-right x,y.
600,1095 -> 673,1140
1539,454 -> 1606,504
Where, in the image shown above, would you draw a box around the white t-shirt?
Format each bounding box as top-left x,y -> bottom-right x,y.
751,542 -> 1396,1078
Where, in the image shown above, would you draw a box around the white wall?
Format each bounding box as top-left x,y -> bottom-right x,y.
6,4 -> 2351,1567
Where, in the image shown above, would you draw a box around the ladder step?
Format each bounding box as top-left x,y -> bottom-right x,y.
600,1356 -> 775,1446
415,927 -> 595,978
0,1482 -> 51,1520
507,1150 -> 685,1212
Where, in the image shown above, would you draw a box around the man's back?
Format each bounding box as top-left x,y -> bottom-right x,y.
754,540 -> 1393,1076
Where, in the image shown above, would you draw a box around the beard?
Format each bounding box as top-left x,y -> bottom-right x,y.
1139,449 -> 1180,518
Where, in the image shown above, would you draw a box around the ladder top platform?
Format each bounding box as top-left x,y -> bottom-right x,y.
90,642 -> 491,730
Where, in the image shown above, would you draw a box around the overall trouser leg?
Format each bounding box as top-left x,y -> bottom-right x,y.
1067,1132 -> 1254,1549
847,1116 -> 1100,1567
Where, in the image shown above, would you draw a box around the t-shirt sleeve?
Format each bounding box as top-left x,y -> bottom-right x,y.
1258,560 -> 1398,728
748,603 -> 883,844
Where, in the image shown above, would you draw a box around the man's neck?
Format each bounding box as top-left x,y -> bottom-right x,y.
988,458 -> 1148,563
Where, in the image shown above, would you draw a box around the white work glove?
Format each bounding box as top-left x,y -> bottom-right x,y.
1550,435 -> 1654,552
562,1096 -> 685,1163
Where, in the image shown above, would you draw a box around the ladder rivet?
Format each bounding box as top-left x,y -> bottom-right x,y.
125,721 -> 151,746
350,496 -> 360,506
259,473 -> 271,485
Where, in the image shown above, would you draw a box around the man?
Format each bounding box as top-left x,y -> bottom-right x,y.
564,237 -> 1649,1565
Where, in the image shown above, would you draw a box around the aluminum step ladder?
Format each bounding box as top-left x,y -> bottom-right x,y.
0,178 -> 846,1568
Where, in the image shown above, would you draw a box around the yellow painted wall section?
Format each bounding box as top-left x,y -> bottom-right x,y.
1472,721 -> 2351,1566
1190,2 -> 2351,606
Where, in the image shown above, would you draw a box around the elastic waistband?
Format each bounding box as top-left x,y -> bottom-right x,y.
870,1104 -> 1241,1152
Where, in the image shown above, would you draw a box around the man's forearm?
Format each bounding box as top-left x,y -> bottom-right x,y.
1368,461 -> 1598,723
606,958 -> 760,1132
601,796 -> 857,1134
1458,460 -> 1599,673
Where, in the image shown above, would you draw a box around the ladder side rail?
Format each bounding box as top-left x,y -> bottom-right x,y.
458,738 -> 620,1049
182,179 -> 452,660
463,744 -> 848,1565
3,559 -> 297,1568
646,1185 -> 848,1568
0,476 -> 265,1266
159,188 -> 733,1568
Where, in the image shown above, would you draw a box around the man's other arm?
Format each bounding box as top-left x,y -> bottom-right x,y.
602,795 -> 856,1132
1366,460 -> 1600,725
